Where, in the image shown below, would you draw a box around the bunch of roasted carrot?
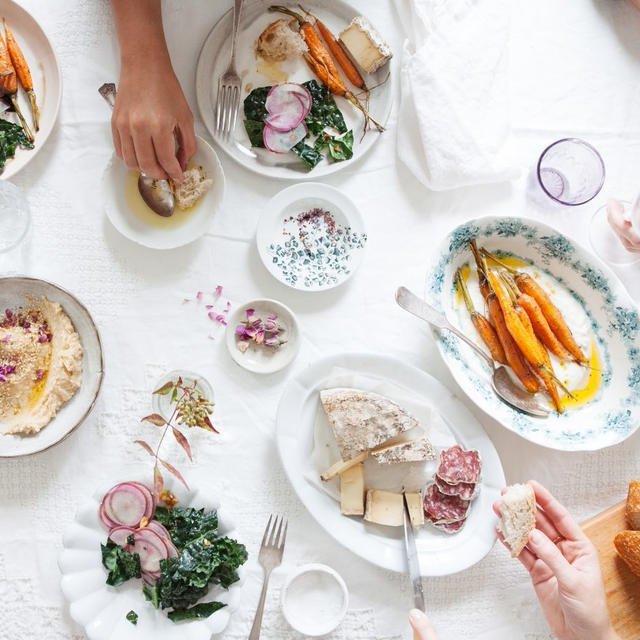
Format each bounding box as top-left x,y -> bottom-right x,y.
0,18 -> 38,143
455,241 -> 588,413
269,5 -> 385,132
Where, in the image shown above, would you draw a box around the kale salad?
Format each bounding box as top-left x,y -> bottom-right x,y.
243,80 -> 354,170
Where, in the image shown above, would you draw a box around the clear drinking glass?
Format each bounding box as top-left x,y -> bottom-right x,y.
589,198 -> 640,266
0,180 -> 30,274
536,138 -> 605,206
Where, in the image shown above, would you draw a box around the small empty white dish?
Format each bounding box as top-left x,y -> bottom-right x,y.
281,563 -> 349,637
103,135 -> 225,250
256,183 -> 367,291
225,299 -> 300,374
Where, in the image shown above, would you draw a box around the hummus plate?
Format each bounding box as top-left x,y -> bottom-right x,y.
0,277 -> 103,457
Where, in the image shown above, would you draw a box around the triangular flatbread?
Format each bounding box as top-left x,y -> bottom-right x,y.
320,388 -> 418,460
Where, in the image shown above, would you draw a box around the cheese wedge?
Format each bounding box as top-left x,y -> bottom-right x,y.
371,437 -> 435,464
405,492 -> 424,528
364,490 -> 403,527
321,451 -> 368,482
339,17 -> 392,74
340,463 -> 365,516
320,388 -> 418,460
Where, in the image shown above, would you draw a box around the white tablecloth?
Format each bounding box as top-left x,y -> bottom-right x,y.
2,1 -> 640,639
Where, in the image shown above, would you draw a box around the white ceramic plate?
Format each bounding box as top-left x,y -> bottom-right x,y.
196,0 -> 393,180
59,476 -> 245,640
0,0 -> 61,179
103,136 -> 225,250
0,276 -> 103,457
226,298 -> 300,373
425,216 -> 640,451
256,183 -> 366,291
276,352 -> 505,576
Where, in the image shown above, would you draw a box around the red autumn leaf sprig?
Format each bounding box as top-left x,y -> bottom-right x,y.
136,377 -> 217,500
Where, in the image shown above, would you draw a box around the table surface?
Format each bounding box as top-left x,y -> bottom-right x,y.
2,1 -> 640,639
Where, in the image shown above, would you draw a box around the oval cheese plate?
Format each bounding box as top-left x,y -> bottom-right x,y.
276,351 -> 505,576
425,216 -> 640,451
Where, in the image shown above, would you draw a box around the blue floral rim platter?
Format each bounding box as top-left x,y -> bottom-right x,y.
425,216 -> 640,451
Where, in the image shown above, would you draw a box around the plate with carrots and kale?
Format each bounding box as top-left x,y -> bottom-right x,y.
425,216 -> 640,451
196,1 -> 393,179
0,1 -> 61,178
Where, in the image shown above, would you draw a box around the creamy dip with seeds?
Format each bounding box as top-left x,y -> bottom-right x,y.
0,297 -> 82,435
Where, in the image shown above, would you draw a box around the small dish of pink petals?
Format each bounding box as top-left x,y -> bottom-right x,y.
225,298 -> 300,374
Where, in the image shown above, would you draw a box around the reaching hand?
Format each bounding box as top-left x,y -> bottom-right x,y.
409,609 -> 440,640
607,198 -> 640,253
111,61 -> 196,183
495,481 -> 619,640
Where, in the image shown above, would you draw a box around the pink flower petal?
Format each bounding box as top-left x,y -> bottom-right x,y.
215,285 -> 223,297
196,291 -> 203,301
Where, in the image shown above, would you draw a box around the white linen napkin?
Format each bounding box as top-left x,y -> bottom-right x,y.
396,0 -> 519,190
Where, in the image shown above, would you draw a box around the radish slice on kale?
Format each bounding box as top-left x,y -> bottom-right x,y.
263,121 -> 308,153
106,483 -> 149,528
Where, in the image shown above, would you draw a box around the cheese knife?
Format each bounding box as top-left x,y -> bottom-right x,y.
403,493 -> 425,617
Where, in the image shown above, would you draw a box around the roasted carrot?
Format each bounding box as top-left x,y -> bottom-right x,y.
4,19 -> 38,131
0,32 -> 33,142
299,6 -> 366,90
517,292 -> 569,360
456,269 -> 506,364
469,240 -> 490,300
515,273 -> 587,364
487,292 -> 539,393
269,6 -> 385,131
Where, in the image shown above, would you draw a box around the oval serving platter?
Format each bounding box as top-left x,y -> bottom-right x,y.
425,216 -> 640,451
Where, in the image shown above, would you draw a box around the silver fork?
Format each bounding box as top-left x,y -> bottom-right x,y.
215,0 -> 243,138
249,514 -> 288,640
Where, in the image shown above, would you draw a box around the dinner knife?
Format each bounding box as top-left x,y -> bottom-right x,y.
403,493 -> 425,613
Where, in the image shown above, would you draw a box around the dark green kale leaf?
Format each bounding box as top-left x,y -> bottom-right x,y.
167,601 -> 225,623
244,119 -> 265,148
125,610 -> 138,625
302,80 -> 347,135
292,141 -> 323,170
153,506 -> 219,552
314,129 -> 354,162
101,539 -> 141,587
243,86 -> 271,121
0,119 -> 34,173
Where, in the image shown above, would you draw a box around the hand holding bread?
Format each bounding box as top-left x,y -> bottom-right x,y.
494,481 -> 619,640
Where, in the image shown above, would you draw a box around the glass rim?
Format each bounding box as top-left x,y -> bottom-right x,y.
0,182 -> 31,253
536,137 -> 606,206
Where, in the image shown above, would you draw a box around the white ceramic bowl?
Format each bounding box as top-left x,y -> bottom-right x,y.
103,136 -> 225,250
256,183 -> 367,291
281,564 -> 348,637
225,299 -> 300,374
0,276 -> 103,457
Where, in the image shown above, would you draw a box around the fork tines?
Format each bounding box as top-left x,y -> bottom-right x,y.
215,77 -> 240,140
261,513 -> 288,550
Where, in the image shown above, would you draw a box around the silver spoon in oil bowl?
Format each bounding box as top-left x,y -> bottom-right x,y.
98,83 -> 175,218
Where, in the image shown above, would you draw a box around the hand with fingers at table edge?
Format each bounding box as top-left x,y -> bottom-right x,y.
109,0 -> 197,183
408,481 -> 620,640
606,198 -> 640,254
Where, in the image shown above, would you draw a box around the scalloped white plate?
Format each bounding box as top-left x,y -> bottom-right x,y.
59,476 -> 245,640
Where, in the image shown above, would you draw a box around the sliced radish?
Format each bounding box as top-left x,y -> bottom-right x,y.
128,481 -> 156,519
107,483 -> 148,528
142,571 -> 158,585
98,499 -> 118,530
144,520 -> 171,542
165,540 -> 179,558
266,83 -> 311,118
132,529 -> 168,573
263,122 -> 307,153
108,526 -> 136,549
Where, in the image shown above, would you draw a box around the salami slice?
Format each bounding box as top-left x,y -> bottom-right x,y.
435,518 -> 467,534
436,445 -> 481,485
434,475 -> 477,501
423,483 -> 470,524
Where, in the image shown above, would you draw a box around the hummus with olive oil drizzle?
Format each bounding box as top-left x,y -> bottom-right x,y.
0,297 -> 82,435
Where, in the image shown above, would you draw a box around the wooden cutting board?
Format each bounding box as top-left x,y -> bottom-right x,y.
581,501 -> 640,639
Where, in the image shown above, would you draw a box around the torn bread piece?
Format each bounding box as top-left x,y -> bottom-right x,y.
320,388 -> 418,460
340,463 -> 365,516
626,480 -> 640,530
497,483 -> 536,557
371,437 -> 435,464
364,490 -> 403,527
614,530 -> 640,577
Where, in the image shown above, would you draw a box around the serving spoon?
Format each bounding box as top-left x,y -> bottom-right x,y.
98,83 -> 175,217
396,286 -> 549,417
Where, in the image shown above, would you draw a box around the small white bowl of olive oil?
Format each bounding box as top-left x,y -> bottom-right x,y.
102,135 -> 225,249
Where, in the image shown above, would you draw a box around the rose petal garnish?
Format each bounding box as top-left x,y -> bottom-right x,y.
245,308 -> 255,319
215,285 -> 223,297
196,291 -> 203,301
267,313 -> 277,320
